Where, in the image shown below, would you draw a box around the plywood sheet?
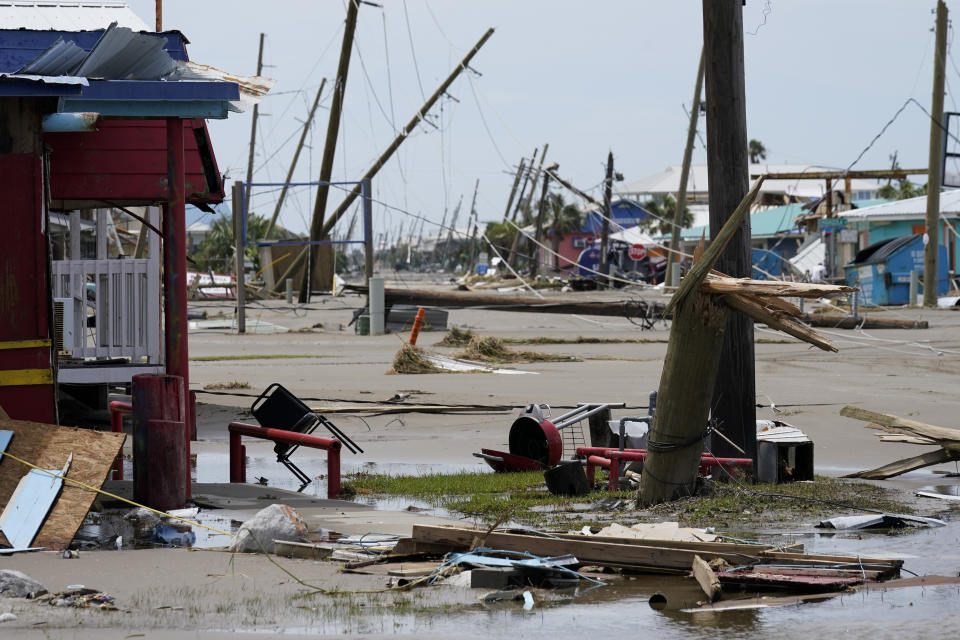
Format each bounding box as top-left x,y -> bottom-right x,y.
0,419 -> 125,550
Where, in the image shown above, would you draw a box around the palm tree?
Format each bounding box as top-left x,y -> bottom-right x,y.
748,139 -> 767,163
642,194 -> 692,237
194,212 -> 286,274
547,193 -> 583,269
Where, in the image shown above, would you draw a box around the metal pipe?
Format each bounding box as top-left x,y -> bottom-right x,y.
552,402 -> 625,429
228,422 -> 342,498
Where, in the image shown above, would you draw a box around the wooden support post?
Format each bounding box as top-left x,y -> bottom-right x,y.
702,0 -> 756,466
925,0 -> 948,307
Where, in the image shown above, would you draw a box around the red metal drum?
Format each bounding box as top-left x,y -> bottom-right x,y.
508,413 -> 562,467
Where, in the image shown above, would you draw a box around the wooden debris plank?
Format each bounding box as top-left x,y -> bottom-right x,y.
843,448 -> 960,480
717,568 -> 862,591
692,555 -> 721,602
701,277 -> 857,298
723,293 -> 837,352
0,419 -> 125,550
877,434 -> 938,445
411,525 -> 765,571
683,591 -> 843,612
273,540 -> 336,560
758,550 -> 902,576
550,532 -> 802,555
841,406 -> 960,445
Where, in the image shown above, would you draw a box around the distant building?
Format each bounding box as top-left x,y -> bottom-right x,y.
617,163 -> 882,228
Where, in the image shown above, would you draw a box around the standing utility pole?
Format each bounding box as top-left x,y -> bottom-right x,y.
600,151 -> 614,286
155,0 -> 162,31
667,47 -> 705,287
925,0 -> 948,307
530,169 -> 552,278
245,33 -> 266,191
302,0 -> 360,302
232,182 -> 246,334
511,149 -> 538,223
702,0 -> 756,466
266,79 -> 327,238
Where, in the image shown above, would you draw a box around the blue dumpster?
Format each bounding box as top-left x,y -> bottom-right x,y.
844,233 -> 948,305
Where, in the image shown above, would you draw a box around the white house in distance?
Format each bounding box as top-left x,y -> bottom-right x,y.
617,163 -> 882,228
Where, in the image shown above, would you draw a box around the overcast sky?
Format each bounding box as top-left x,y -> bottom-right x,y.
126,1 -> 955,239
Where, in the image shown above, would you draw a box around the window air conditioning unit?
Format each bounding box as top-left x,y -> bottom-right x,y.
53,297 -> 75,357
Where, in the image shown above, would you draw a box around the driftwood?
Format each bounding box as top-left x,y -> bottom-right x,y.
841,406 -> 960,479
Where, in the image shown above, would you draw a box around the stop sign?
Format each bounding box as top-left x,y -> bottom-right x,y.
628,244 -> 647,261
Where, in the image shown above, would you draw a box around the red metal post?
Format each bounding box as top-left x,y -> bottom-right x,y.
229,431 -> 243,483
327,446 -> 341,499
132,374 -> 185,508
227,422 -> 343,498
164,116 -> 191,498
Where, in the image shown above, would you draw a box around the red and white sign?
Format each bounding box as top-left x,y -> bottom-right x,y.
628,244 -> 647,261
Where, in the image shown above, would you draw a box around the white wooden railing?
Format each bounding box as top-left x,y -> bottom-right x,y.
51,258 -> 161,362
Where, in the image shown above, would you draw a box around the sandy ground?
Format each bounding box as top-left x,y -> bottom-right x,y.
3,281 -> 960,637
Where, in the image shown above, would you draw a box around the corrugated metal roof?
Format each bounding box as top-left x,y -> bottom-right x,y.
845,189 -> 960,220
74,22 -> 175,79
0,1 -> 149,31
19,22 -> 176,80
617,163 -> 882,201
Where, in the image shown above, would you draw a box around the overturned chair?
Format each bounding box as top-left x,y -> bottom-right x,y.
249,383 -> 362,491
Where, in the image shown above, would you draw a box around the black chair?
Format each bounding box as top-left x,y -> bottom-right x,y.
251,383 -> 362,491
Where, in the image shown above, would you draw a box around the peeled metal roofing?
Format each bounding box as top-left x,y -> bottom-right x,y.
0,1 -> 149,31
19,21 -> 176,80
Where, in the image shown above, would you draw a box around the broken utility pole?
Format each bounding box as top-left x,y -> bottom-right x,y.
246,33 -> 266,191
265,79 -> 327,238
467,179 -> 480,272
638,177 -> 852,506
530,166 -> 553,278
275,28 -> 496,292
509,143 -> 548,269
924,0 -> 948,307
501,160 -> 525,223
702,0 -> 756,466
302,0 -> 361,302
666,47 -> 704,288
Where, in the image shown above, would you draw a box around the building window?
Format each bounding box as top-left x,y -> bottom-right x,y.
572,237 -> 586,248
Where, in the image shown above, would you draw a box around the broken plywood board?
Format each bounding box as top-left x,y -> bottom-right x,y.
0,419 -> 125,550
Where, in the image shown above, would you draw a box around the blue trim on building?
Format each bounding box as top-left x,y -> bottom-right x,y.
0,29 -> 188,72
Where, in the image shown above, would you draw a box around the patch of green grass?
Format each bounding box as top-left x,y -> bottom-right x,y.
190,354 -> 326,361
649,476 -> 913,527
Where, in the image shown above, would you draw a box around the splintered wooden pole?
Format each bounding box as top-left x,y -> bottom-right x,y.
640,178 -> 763,506
638,290 -> 728,505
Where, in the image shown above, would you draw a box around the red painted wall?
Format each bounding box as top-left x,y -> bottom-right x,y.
0,154 -> 56,423
45,119 -> 223,204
